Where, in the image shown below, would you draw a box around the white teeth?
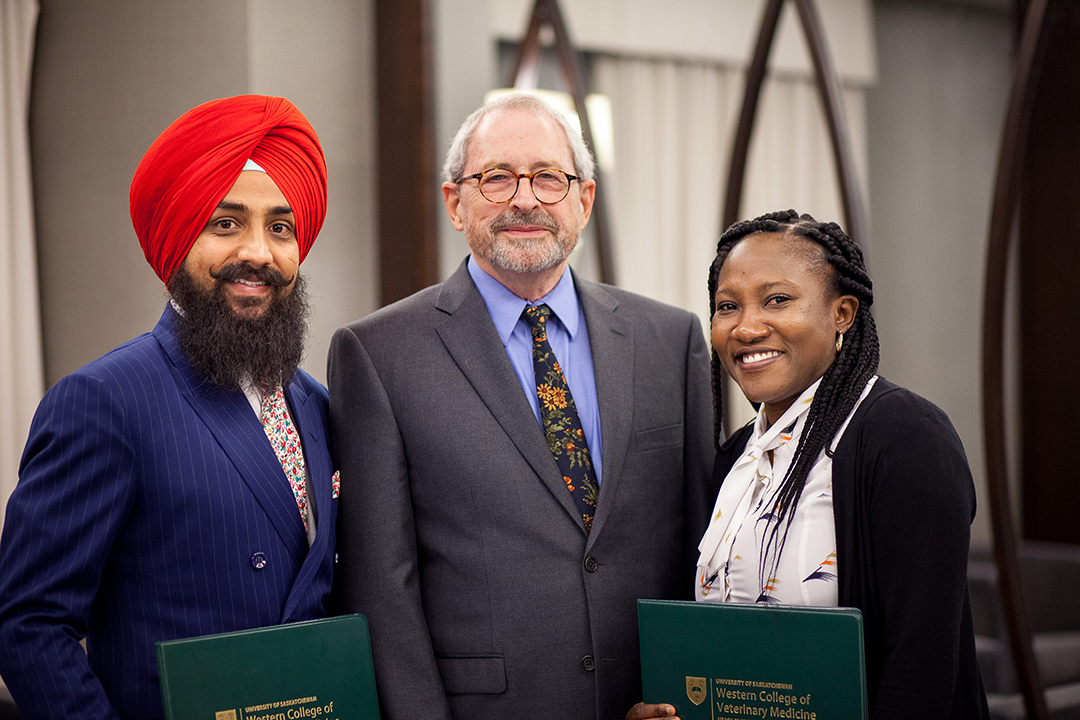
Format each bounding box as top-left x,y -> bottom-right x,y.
235,279 -> 265,287
740,351 -> 780,364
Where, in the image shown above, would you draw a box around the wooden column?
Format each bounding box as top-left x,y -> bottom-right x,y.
1018,0 -> 1080,545
981,0 -> 1052,716
375,0 -> 439,306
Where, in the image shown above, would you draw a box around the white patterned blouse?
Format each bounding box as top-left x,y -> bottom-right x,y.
696,376 -> 877,606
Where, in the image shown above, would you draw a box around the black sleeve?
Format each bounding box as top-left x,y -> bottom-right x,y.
841,388 -> 980,719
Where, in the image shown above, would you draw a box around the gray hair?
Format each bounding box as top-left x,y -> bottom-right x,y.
442,92 -> 596,184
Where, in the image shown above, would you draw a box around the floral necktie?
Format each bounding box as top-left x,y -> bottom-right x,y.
522,304 -> 599,532
260,385 -> 309,533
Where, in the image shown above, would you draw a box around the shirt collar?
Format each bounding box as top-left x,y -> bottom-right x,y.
467,256 -> 581,346
750,377 -> 822,452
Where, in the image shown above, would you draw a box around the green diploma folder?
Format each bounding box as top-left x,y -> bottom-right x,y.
638,600 -> 867,720
156,614 -> 380,720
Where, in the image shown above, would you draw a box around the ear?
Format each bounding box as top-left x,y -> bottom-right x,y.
576,178 -> 596,230
442,182 -> 465,231
833,294 -> 859,334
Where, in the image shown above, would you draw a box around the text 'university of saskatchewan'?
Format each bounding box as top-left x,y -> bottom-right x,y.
240,697 -> 339,720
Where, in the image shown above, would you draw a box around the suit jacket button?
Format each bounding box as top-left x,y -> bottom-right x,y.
583,556 -> 599,573
581,655 -> 595,672
250,552 -> 267,569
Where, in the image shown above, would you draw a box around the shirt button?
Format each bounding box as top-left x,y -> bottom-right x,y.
581,655 -> 595,672
250,552 -> 267,569
583,556 -> 599,573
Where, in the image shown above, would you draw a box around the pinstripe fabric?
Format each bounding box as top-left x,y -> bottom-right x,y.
0,307 -> 336,720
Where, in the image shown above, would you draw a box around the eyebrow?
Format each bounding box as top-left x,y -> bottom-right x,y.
480,162 -> 569,173
716,280 -> 795,294
215,200 -> 294,216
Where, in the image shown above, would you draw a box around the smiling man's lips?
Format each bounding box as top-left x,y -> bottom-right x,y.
500,225 -> 548,233
225,278 -> 271,296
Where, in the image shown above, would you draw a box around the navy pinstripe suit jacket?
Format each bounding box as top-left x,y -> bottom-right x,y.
0,307 -> 336,720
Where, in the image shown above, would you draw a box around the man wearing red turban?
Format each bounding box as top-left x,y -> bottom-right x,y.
0,95 -> 337,720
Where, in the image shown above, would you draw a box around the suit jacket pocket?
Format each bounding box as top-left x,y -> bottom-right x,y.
634,423 -> 683,452
436,654 -> 507,695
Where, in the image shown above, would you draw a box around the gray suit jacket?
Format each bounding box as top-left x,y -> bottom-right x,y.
328,260 -> 715,720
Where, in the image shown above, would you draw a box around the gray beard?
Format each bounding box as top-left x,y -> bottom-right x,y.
486,234 -> 575,273
477,208 -> 578,274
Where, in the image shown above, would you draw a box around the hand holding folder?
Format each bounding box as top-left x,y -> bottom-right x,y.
637,600 -> 867,720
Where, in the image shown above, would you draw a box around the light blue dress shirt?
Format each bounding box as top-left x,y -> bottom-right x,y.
468,257 -> 604,483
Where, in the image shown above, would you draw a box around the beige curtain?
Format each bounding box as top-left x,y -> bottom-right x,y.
592,55 -> 869,422
0,0 -> 43,531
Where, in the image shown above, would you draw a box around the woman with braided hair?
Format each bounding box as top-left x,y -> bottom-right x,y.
630,210 -> 988,719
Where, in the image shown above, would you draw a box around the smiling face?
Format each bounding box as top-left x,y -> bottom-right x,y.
711,231 -> 858,427
441,107 -> 595,292
180,170 -> 299,319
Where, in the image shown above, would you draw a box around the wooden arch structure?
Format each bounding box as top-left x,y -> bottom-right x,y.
720,0 -> 865,433
728,1 -> 1060,717
508,0 -> 869,285
981,0 -> 1054,718
502,1 -> 1061,717
722,0 -> 867,242
506,0 -> 616,285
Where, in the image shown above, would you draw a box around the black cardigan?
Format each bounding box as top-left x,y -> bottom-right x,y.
716,379 -> 990,719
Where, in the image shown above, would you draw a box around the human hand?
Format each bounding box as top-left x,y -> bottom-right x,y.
626,701 -> 679,719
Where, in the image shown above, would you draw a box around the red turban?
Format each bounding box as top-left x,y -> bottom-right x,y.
130,95 -> 328,285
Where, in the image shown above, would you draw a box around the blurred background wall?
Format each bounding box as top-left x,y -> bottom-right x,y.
29,0 -> 377,391
3,0 -> 1018,550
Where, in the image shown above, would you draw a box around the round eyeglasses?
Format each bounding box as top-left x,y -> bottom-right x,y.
456,168 -> 581,204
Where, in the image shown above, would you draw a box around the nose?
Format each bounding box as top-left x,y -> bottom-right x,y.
732,311 -> 770,343
509,176 -> 542,212
235,225 -> 274,267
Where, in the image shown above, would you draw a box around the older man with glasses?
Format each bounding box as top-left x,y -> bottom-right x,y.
328,92 -> 716,720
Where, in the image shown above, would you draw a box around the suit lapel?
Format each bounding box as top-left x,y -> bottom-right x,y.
154,309 -> 308,566
281,379 -> 332,622
287,382 -> 330,533
435,263 -> 584,526
577,278 -> 635,545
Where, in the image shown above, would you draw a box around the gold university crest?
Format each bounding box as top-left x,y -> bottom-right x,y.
685,676 -> 707,706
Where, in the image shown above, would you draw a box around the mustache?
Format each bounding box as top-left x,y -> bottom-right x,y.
209,262 -> 293,287
490,210 -> 559,233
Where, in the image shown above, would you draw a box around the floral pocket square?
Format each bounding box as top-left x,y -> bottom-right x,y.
331,470 -> 341,499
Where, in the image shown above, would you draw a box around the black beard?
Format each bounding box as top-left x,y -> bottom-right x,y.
168,263 -> 310,392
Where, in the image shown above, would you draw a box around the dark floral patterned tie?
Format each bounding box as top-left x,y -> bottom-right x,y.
522,304 -> 599,532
